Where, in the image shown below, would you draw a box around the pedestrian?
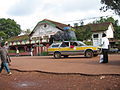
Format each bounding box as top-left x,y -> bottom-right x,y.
100,33 -> 109,63
30,48 -> 33,56
0,43 -> 12,75
16,49 -> 19,56
3,43 -> 11,65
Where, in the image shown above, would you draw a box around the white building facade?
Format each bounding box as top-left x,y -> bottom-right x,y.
92,23 -> 114,46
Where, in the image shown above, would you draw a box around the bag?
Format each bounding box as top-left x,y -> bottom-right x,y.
100,54 -> 103,63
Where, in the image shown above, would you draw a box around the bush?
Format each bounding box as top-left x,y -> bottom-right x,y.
41,52 -> 48,56
8,50 -> 16,53
84,41 -> 92,45
19,50 -> 25,53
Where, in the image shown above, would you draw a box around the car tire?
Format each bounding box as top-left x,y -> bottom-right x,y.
85,50 -> 93,58
63,55 -> 69,58
54,52 -> 61,59
94,54 -> 98,57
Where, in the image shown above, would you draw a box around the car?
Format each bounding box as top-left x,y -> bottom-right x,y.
48,41 -> 100,59
109,48 -> 119,53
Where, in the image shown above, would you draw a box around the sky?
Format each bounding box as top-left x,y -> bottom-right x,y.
0,0 -> 119,30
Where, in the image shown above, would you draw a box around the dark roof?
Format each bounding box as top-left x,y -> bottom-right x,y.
30,19 -> 69,36
42,19 -> 69,29
7,35 -> 29,42
76,22 -> 112,32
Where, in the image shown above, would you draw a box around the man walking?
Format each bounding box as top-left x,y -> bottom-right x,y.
0,43 -> 12,75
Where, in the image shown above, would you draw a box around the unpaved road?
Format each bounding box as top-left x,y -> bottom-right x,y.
0,71 -> 120,90
0,54 -> 120,90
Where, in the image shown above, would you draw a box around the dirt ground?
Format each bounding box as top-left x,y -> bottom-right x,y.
0,54 -> 120,90
0,70 -> 120,90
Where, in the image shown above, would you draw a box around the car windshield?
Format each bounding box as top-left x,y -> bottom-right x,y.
51,43 -> 61,48
77,41 -> 86,46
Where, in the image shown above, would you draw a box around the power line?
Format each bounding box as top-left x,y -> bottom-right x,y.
63,15 -> 113,23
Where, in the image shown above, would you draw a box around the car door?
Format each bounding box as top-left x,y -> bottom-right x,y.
59,42 -> 70,55
75,41 -> 87,54
69,41 -> 81,55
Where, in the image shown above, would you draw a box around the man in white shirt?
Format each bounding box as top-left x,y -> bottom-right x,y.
100,33 -> 109,63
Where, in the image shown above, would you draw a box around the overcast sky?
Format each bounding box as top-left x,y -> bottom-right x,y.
0,0 -> 119,30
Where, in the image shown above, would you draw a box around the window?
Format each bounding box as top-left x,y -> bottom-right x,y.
64,42 -> 69,47
60,43 -> 67,47
73,42 -> 78,46
44,24 -> 47,28
93,34 -> 98,38
51,44 -> 59,48
77,41 -> 86,46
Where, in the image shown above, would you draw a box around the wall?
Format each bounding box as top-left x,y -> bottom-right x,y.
31,24 -> 60,39
106,24 -> 114,38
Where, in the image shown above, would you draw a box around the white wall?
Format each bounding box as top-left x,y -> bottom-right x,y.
106,24 -> 114,38
31,24 -> 60,39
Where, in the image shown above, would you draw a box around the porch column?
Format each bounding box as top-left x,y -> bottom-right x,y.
46,44 -> 49,52
40,39 -> 43,55
24,46 -> 27,52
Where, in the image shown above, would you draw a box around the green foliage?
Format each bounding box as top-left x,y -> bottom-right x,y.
100,0 -> 120,16
84,41 -> 93,45
19,50 -> 25,53
0,18 -> 22,41
37,52 -> 48,56
114,26 -> 120,39
41,52 -> 48,56
93,17 -> 117,25
75,26 -> 92,41
8,50 -> 16,53
0,31 -> 6,38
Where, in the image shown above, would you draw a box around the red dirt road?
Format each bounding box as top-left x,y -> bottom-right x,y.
10,54 -> 120,75
0,71 -> 120,90
0,54 -> 120,90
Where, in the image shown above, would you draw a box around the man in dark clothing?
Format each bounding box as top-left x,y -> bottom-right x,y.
0,45 -> 12,75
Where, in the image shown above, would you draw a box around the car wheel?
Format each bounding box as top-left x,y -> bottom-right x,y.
63,55 -> 69,58
85,50 -> 93,58
54,52 -> 61,59
94,54 -> 98,57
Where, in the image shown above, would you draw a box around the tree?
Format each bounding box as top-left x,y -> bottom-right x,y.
0,31 -> 6,42
93,17 -> 117,25
0,18 -> 22,41
100,0 -> 120,16
75,26 -> 92,41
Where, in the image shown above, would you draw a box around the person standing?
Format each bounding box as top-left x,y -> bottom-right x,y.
0,44 -> 12,75
100,33 -> 109,63
16,49 -> 19,56
30,48 -> 33,56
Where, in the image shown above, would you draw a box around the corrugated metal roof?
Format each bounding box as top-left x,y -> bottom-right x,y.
74,22 -> 112,32
7,35 -> 29,42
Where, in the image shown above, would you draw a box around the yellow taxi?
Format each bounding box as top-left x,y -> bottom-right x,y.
48,41 -> 100,59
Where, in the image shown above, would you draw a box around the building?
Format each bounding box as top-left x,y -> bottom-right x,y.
75,22 -> 114,46
7,19 -> 76,56
91,22 -> 114,46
